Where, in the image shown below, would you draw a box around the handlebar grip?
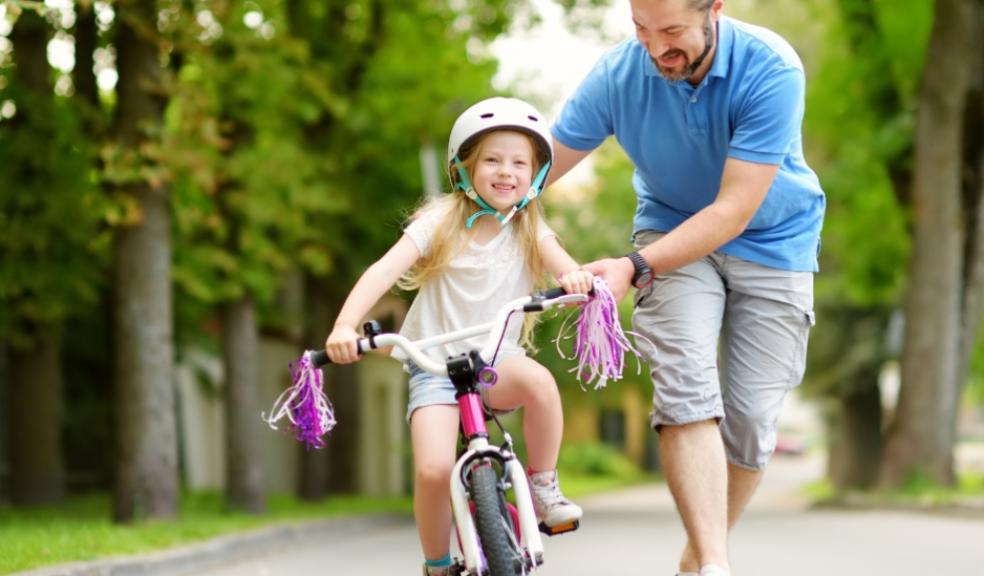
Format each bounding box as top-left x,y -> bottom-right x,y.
539,286 -> 568,299
310,349 -> 331,367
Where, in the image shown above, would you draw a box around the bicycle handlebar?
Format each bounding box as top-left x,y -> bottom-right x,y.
310,287 -> 587,375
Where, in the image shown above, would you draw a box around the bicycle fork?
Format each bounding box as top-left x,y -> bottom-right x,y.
450,442 -> 545,573
448,352 -> 544,574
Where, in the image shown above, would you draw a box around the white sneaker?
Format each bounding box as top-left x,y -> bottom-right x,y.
528,470 -> 583,526
699,565 -> 730,576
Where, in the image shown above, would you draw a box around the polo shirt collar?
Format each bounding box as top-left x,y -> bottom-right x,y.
708,16 -> 734,79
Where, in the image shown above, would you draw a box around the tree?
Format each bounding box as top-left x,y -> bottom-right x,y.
880,0 -> 984,488
0,6 -> 106,505
109,0 -> 178,521
795,0 -> 918,490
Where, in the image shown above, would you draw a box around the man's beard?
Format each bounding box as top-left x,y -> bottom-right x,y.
654,17 -> 716,83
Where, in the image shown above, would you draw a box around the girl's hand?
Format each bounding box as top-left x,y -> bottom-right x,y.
558,268 -> 595,295
325,325 -> 362,364
582,257 -> 633,301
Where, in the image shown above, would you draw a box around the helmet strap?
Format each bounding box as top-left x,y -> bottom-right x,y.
500,160 -> 551,226
453,158 -> 553,229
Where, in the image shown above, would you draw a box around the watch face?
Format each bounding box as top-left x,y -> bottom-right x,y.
634,271 -> 653,288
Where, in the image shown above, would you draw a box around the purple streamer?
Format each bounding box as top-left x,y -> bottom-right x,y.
556,277 -> 654,390
262,351 -> 337,449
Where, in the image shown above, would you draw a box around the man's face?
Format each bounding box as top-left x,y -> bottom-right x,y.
630,0 -> 721,83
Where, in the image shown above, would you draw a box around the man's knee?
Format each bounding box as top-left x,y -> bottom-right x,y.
720,408 -> 778,470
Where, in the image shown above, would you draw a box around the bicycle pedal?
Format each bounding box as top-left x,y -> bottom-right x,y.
538,519 -> 579,536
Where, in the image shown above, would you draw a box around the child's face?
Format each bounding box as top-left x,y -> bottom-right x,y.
470,131 -> 535,214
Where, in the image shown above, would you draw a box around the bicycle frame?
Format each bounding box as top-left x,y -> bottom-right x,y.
311,289 -> 587,575
445,349 -> 543,574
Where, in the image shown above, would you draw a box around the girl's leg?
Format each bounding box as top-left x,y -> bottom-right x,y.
410,404 -> 460,561
486,356 -> 582,527
485,356 -> 562,472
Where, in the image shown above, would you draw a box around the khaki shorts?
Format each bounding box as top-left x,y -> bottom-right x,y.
633,231 -> 815,470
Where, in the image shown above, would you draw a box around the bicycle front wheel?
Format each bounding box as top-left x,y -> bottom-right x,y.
470,462 -> 523,576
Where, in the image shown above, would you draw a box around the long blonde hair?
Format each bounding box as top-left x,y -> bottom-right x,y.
397,131 -> 548,348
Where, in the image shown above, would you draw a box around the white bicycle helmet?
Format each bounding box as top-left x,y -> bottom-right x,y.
446,97 -> 554,227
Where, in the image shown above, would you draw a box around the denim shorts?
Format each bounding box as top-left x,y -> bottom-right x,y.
404,361 -> 496,423
633,230 -> 815,470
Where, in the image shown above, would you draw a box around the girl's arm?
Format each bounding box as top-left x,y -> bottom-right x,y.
325,233 -> 421,363
540,235 -> 594,295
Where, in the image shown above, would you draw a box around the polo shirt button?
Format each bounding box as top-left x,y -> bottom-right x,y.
690,96 -> 698,103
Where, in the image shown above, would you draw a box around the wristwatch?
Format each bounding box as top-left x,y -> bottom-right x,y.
625,251 -> 654,289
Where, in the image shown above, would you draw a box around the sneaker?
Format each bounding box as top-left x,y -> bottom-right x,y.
422,565 -> 449,576
528,470 -> 583,526
699,565 -> 730,576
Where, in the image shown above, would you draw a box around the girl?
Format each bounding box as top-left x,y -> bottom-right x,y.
325,97 -> 592,576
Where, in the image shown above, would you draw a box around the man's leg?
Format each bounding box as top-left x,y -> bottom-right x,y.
662,420 -> 729,573
630,231 -> 732,575
678,463 -> 762,572
679,257 -> 814,574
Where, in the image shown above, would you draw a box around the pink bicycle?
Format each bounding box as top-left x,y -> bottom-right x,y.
309,287 -> 587,576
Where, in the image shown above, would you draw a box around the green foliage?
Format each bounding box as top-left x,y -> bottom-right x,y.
794,0 -> 932,399
168,0 -> 341,309
557,441 -> 640,478
0,83 -> 108,349
803,0 -> 925,309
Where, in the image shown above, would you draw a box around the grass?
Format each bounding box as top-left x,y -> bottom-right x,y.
0,491 -> 413,574
0,468 -> 652,574
803,471 -> 984,508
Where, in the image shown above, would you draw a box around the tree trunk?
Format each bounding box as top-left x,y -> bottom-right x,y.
112,0 -> 178,522
5,9 -> 66,507
296,274 -> 361,496
0,346 -> 7,499
955,1 -> 984,442
9,10 -> 49,93
297,275 -> 331,500
880,0 -> 977,489
828,382 -> 883,490
7,332 -> 65,505
72,1 -> 100,110
222,297 -> 267,513
326,361 -> 360,494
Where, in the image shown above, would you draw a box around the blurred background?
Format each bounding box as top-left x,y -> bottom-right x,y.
0,0 -> 982,571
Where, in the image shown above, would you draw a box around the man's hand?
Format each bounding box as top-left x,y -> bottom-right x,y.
583,256 -> 635,301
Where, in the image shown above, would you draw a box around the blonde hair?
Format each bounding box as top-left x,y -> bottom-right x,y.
397,131 -> 548,349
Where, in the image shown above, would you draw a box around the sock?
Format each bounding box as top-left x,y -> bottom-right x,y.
699,565 -> 730,576
425,554 -> 452,568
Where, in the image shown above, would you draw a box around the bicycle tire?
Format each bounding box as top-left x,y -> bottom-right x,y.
470,462 -> 523,576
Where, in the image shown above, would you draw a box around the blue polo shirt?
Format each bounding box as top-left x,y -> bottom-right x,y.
553,16 -> 824,272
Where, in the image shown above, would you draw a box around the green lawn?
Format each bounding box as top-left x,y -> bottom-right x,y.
0,472 -> 652,574
0,491 -> 413,574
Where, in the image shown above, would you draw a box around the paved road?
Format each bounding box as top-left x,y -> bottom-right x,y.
187,455 -> 984,575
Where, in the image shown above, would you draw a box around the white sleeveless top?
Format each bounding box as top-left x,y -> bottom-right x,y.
394,206 -> 555,365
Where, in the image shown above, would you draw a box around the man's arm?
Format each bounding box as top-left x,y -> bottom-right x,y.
545,138 -> 594,187
637,157 -> 778,273
584,157 -> 779,299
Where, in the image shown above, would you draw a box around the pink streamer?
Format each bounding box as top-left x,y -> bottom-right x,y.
262,351 -> 336,449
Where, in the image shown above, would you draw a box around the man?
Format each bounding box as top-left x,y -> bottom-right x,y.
547,1 -> 824,575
